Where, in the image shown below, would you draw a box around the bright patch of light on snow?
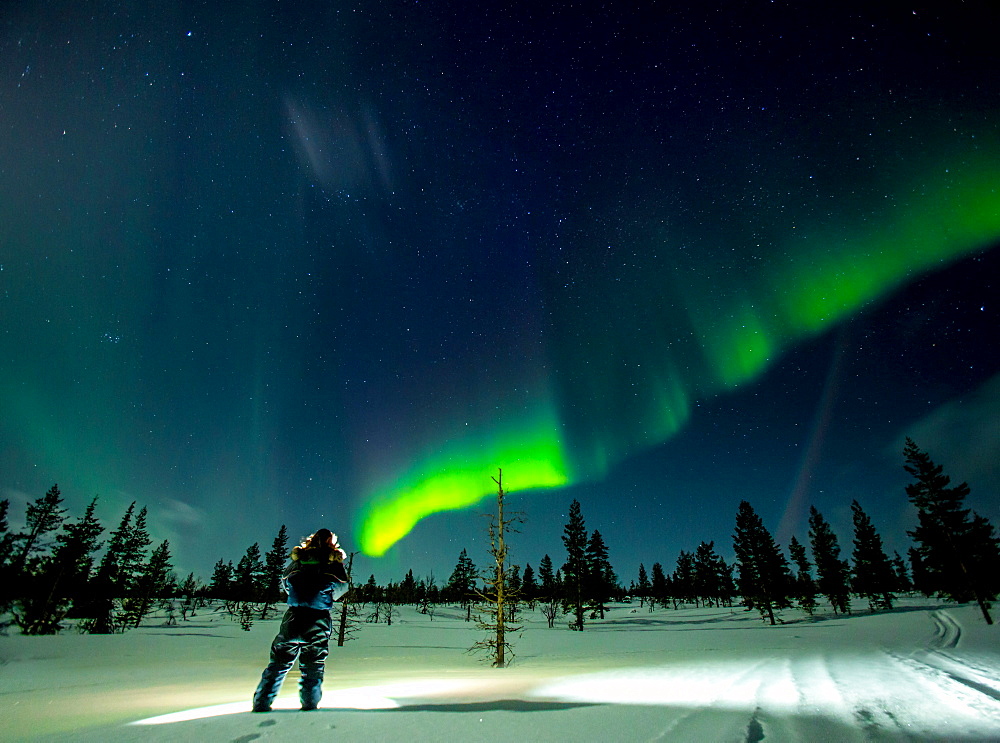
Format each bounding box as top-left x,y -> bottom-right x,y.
131,690 -> 402,726
528,654 -> 1000,738
530,660 -> 804,710
131,701 -> 255,726
131,680 -> 488,725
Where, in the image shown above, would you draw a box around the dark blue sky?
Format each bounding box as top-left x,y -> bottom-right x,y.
1,1 -> 998,584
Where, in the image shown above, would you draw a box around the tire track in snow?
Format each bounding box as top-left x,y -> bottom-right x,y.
651,659 -> 773,742
880,647 -> 1000,736
904,609 -> 1000,704
929,609 -> 961,650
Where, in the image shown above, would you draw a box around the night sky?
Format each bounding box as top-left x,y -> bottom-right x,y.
2,1 -> 998,586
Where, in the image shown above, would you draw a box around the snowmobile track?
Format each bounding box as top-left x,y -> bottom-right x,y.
929,609 -> 961,650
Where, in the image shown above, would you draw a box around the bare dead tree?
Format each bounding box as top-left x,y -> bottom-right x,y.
541,597 -> 560,628
470,469 -> 522,667
336,552 -> 359,646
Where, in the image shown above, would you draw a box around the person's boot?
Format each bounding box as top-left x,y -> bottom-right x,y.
253,668 -> 286,712
299,671 -> 323,710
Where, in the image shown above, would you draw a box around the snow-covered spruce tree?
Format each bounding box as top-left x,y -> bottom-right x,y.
808,506 -> 851,614
14,497 -> 104,635
732,500 -> 792,625
561,499 -> 589,630
850,500 -> 896,612
787,536 -> 818,616
470,469 -> 522,666
904,438 -> 1000,625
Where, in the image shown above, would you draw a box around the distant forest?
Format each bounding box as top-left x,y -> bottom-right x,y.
2,438 -> 998,636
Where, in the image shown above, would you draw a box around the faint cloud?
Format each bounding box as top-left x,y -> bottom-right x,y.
159,498 -> 206,529
903,373 -> 1000,496
0,488 -> 32,530
283,96 -> 394,195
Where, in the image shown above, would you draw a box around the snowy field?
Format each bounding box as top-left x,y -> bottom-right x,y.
2,598 -> 999,742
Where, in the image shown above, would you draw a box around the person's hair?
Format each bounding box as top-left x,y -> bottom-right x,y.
301,529 -> 336,551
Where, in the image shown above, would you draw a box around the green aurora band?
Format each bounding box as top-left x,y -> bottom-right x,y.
356,403 -> 569,556
356,144 -> 1000,558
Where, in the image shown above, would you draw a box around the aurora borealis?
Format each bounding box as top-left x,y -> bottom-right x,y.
1,1 -> 998,580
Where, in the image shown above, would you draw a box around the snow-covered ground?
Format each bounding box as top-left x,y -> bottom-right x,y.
2,598 -> 999,742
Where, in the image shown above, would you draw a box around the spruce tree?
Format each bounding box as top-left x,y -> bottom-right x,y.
0,499 -> 12,607
446,548 -> 478,609
808,506 -> 851,614
398,569 -> 417,604
787,536 -> 818,616
361,574 -> 380,603
672,550 -> 697,607
850,500 -> 895,611
93,502 -> 135,599
13,484 -> 67,574
521,563 -> 538,601
636,563 -> 651,606
52,496 -> 105,604
732,500 -> 791,625
908,547 -> 931,596
0,498 -> 12,566
561,499 -> 589,630
120,506 -> 152,596
585,530 -> 616,618
13,497 -> 105,634
208,559 -> 235,599
891,551 -> 912,592
537,554 -> 556,598
650,562 -> 668,608
126,539 -> 174,627
904,438 -> 1000,624
259,525 -> 289,615
693,541 -> 729,608
233,543 -> 264,601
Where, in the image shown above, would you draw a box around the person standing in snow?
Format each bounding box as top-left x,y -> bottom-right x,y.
252,528 -> 350,712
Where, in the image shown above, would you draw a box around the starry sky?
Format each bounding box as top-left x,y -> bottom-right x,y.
2,1 -> 998,586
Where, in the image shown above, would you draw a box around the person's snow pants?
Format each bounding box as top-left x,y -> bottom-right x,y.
253,606 -> 333,711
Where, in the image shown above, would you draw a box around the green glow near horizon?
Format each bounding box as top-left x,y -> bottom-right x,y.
356,404 -> 569,556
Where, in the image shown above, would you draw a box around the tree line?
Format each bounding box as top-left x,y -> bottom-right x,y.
2,439 -> 998,635
438,438 -> 1000,629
